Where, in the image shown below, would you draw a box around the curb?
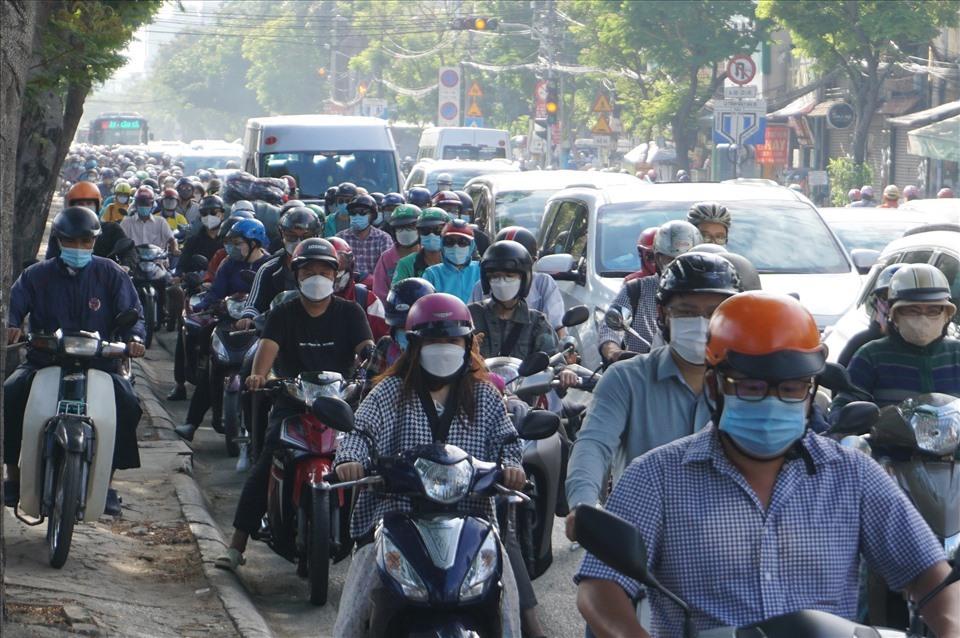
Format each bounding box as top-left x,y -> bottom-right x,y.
134,360 -> 275,638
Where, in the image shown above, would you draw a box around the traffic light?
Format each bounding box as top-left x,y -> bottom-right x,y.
546,83 -> 559,125
451,16 -> 499,31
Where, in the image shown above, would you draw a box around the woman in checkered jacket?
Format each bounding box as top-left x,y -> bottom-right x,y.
333,292 -> 527,637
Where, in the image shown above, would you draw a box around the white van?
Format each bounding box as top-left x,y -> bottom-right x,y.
417,126 -> 510,162
242,114 -> 404,200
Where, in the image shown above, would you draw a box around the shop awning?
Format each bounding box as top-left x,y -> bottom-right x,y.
807,99 -> 845,117
907,114 -> 960,161
879,94 -> 922,116
768,91 -> 817,119
888,100 -> 960,128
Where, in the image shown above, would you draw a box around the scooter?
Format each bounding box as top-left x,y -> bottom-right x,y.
326,409 -> 560,636
574,503 -> 958,637
830,393 -> 960,634
131,243 -> 171,349
209,293 -> 258,457
14,310 -> 139,568
252,377 -> 355,605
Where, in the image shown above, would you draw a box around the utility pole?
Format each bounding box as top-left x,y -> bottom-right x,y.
535,0 -> 556,168
330,16 -> 340,104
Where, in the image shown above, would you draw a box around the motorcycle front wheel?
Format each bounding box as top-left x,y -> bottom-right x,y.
141,291 -> 155,349
47,451 -> 83,568
222,387 -> 241,457
305,487 -> 331,606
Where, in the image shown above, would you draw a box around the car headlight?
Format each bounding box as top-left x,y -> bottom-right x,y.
459,530 -> 499,601
910,401 -> 960,456
62,335 -> 100,356
226,298 -> 245,320
414,457 -> 474,504
211,331 -> 228,360
946,532 -> 959,562
378,532 -> 428,601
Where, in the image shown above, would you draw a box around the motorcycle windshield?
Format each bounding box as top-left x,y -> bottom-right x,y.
889,460 -> 960,538
136,244 -> 165,261
875,394 -> 960,457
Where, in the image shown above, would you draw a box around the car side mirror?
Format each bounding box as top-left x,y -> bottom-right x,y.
114,309 -> 140,331
828,401 -> 880,436
517,409 -> 560,441
562,304 -> 589,328
518,351 -> 550,377
534,253 -> 574,276
604,304 -> 633,331
850,249 -> 880,275
574,505 -> 651,584
311,396 -> 355,433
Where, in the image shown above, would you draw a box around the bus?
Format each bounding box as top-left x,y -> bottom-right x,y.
88,112 -> 149,146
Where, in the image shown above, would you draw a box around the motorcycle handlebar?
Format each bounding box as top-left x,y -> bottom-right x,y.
228,329 -> 258,337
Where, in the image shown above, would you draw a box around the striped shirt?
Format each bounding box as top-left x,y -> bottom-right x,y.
597,274 -> 659,355
576,426 -> 945,637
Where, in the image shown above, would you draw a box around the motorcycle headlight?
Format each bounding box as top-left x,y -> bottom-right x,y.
61,335 -> 100,356
378,532 -> 428,602
211,331 -> 228,360
189,294 -> 204,311
910,401 -> 960,456
459,530 -> 499,601
226,298 -> 245,320
301,380 -> 339,403
945,532 -> 959,562
414,457 -> 474,504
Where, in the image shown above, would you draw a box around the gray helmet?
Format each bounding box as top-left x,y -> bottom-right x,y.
653,220 -> 702,258
888,264 -> 954,307
687,201 -> 731,229
231,200 -> 255,215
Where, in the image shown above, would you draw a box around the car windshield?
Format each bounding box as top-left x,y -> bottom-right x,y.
425,168 -> 510,191
827,221 -> 916,252
595,200 -> 850,276
495,189 -> 556,233
441,144 -> 507,161
262,151 -> 399,199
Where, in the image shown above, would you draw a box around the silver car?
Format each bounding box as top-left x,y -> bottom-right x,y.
534,182 -> 863,369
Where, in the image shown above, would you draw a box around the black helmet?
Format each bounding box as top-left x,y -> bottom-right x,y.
370,192 -> 385,207
480,240 -> 534,299
279,206 -> 321,235
657,251 -> 742,307
346,193 -> 378,217
53,206 -> 102,240
384,277 -> 436,327
290,238 -> 339,272
495,226 -> 537,259
454,190 -> 474,215
279,199 -> 305,215
324,186 -> 338,210
406,186 -> 432,208
336,182 -> 358,202
199,194 -> 224,214
717,252 -> 761,292
175,176 -> 194,199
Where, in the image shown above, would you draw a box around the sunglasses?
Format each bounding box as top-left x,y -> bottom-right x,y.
419,227 -> 443,236
442,236 -> 471,248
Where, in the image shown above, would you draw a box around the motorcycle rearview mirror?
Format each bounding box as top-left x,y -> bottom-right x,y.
114,309 -> 140,331
517,351 -> 550,378
828,401 -> 880,436
604,304 -> 632,331
517,410 -> 560,441
562,305 -> 589,328
817,362 -> 854,393
574,505 -> 696,637
310,396 -> 355,433
109,237 -> 135,258
189,254 -> 209,272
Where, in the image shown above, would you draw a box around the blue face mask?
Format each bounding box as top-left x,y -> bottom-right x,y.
350,214 -> 370,232
718,394 -> 808,459
442,244 -> 472,266
60,247 -> 94,269
225,243 -> 246,261
394,329 -> 409,351
136,206 -> 153,218
420,233 -> 442,252
335,203 -> 348,217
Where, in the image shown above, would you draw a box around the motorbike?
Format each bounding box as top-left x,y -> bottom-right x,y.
573,503 -> 960,638
326,409 -> 560,636
131,243 -> 172,349
829,393 -> 960,634
14,310 -> 139,568
251,378 -> 355,605
210,293 -> 258,457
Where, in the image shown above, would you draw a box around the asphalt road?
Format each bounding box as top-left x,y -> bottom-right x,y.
148,330 -> 590,637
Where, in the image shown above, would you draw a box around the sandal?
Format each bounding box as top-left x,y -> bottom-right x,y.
214,548 -> 245,572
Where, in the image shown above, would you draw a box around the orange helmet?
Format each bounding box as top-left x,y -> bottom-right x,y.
706,291 -> 825,379
67,181 -> 101,209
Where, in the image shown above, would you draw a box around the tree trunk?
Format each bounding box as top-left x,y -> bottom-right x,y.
851,69 -> 883,166
0,0 -> 41,624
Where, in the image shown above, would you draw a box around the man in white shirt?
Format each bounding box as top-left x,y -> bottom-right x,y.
119,186 -> 178,253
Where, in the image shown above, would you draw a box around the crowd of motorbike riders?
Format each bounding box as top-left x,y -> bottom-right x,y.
3,143 -> 959,637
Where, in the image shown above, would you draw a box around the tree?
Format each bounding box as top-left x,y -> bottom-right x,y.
568,0 -> 767,170
758,0 -> 960,165
13,0 -> 162,272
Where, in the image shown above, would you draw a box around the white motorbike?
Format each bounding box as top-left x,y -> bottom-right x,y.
14,310 -> 138,568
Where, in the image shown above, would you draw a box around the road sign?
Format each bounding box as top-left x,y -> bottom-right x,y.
466,101 -> 483,118
591,114 -> 613,135
467,81 -> 483,97
438,66 -> 461,126
724,85 -> 757,99
360,98 -> 388,119
464,116 -> 485,128
593,135 -> 612,148
726,54 -> 756,86
713,99 -> 767,145
592,93 -> 613,113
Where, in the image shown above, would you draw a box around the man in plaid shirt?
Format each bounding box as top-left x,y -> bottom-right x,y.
576,292 -> 958,637
336,193 -> 393,278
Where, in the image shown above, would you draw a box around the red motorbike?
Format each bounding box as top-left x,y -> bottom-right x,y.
253,372 -> 354,605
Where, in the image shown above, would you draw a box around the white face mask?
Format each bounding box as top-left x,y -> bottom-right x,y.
669,316 -> 710,364
420,343 -> 466,378
895,314 -> 946,347
395,228 -> 419,247
490,276 -> 522,302
299,274 -> 334,301
202,215 -> 221,229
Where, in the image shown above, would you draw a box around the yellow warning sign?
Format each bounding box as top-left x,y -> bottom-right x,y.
467,81 -> 483,97
466,100 -> 483,117
592,93 -> 613,113
591,114 -> 612,135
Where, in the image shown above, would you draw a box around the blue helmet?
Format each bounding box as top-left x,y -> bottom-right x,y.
406,186 -> 432,208
384,277 -> 436,327
382,192 -> 405,209
226,218 -> 268,247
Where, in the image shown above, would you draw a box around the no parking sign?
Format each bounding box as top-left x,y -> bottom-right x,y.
438,66 -> 461,126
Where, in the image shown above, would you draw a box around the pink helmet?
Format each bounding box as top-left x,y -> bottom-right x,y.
938,187 -> 954,199
847,188 -> 861,202
901,185 -> 920,200
405,293 -> 474,338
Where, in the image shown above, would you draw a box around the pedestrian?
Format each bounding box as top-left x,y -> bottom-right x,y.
850,184 -> 876,207
879,184 -> 899,208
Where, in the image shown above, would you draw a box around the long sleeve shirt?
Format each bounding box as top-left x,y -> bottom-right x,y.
470,271 -> 565,330
422,260 -> 481,304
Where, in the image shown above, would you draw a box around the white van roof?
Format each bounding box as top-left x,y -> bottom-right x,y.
247,114 -> 394,152
422,126 -> 508,135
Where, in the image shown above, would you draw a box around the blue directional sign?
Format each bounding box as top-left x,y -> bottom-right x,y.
464,116 -> 485,127
713,99 -> 766,145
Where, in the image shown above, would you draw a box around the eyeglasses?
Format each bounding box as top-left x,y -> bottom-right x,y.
394,223 -> 417,232
442,236 -> 471,248
666,306 -> 716,320
419,227 -> 443,236
701,233 -> 728,245
348,210 -> 369,217
897,306 -> 946,318
721,374 -> 813,403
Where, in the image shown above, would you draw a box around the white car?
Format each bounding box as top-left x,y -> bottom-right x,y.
403,159 -> 519,193
464,170 -> 643,239
823,227 -> 960,363
818,205 -> 959,261
534,182 -> 863,369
